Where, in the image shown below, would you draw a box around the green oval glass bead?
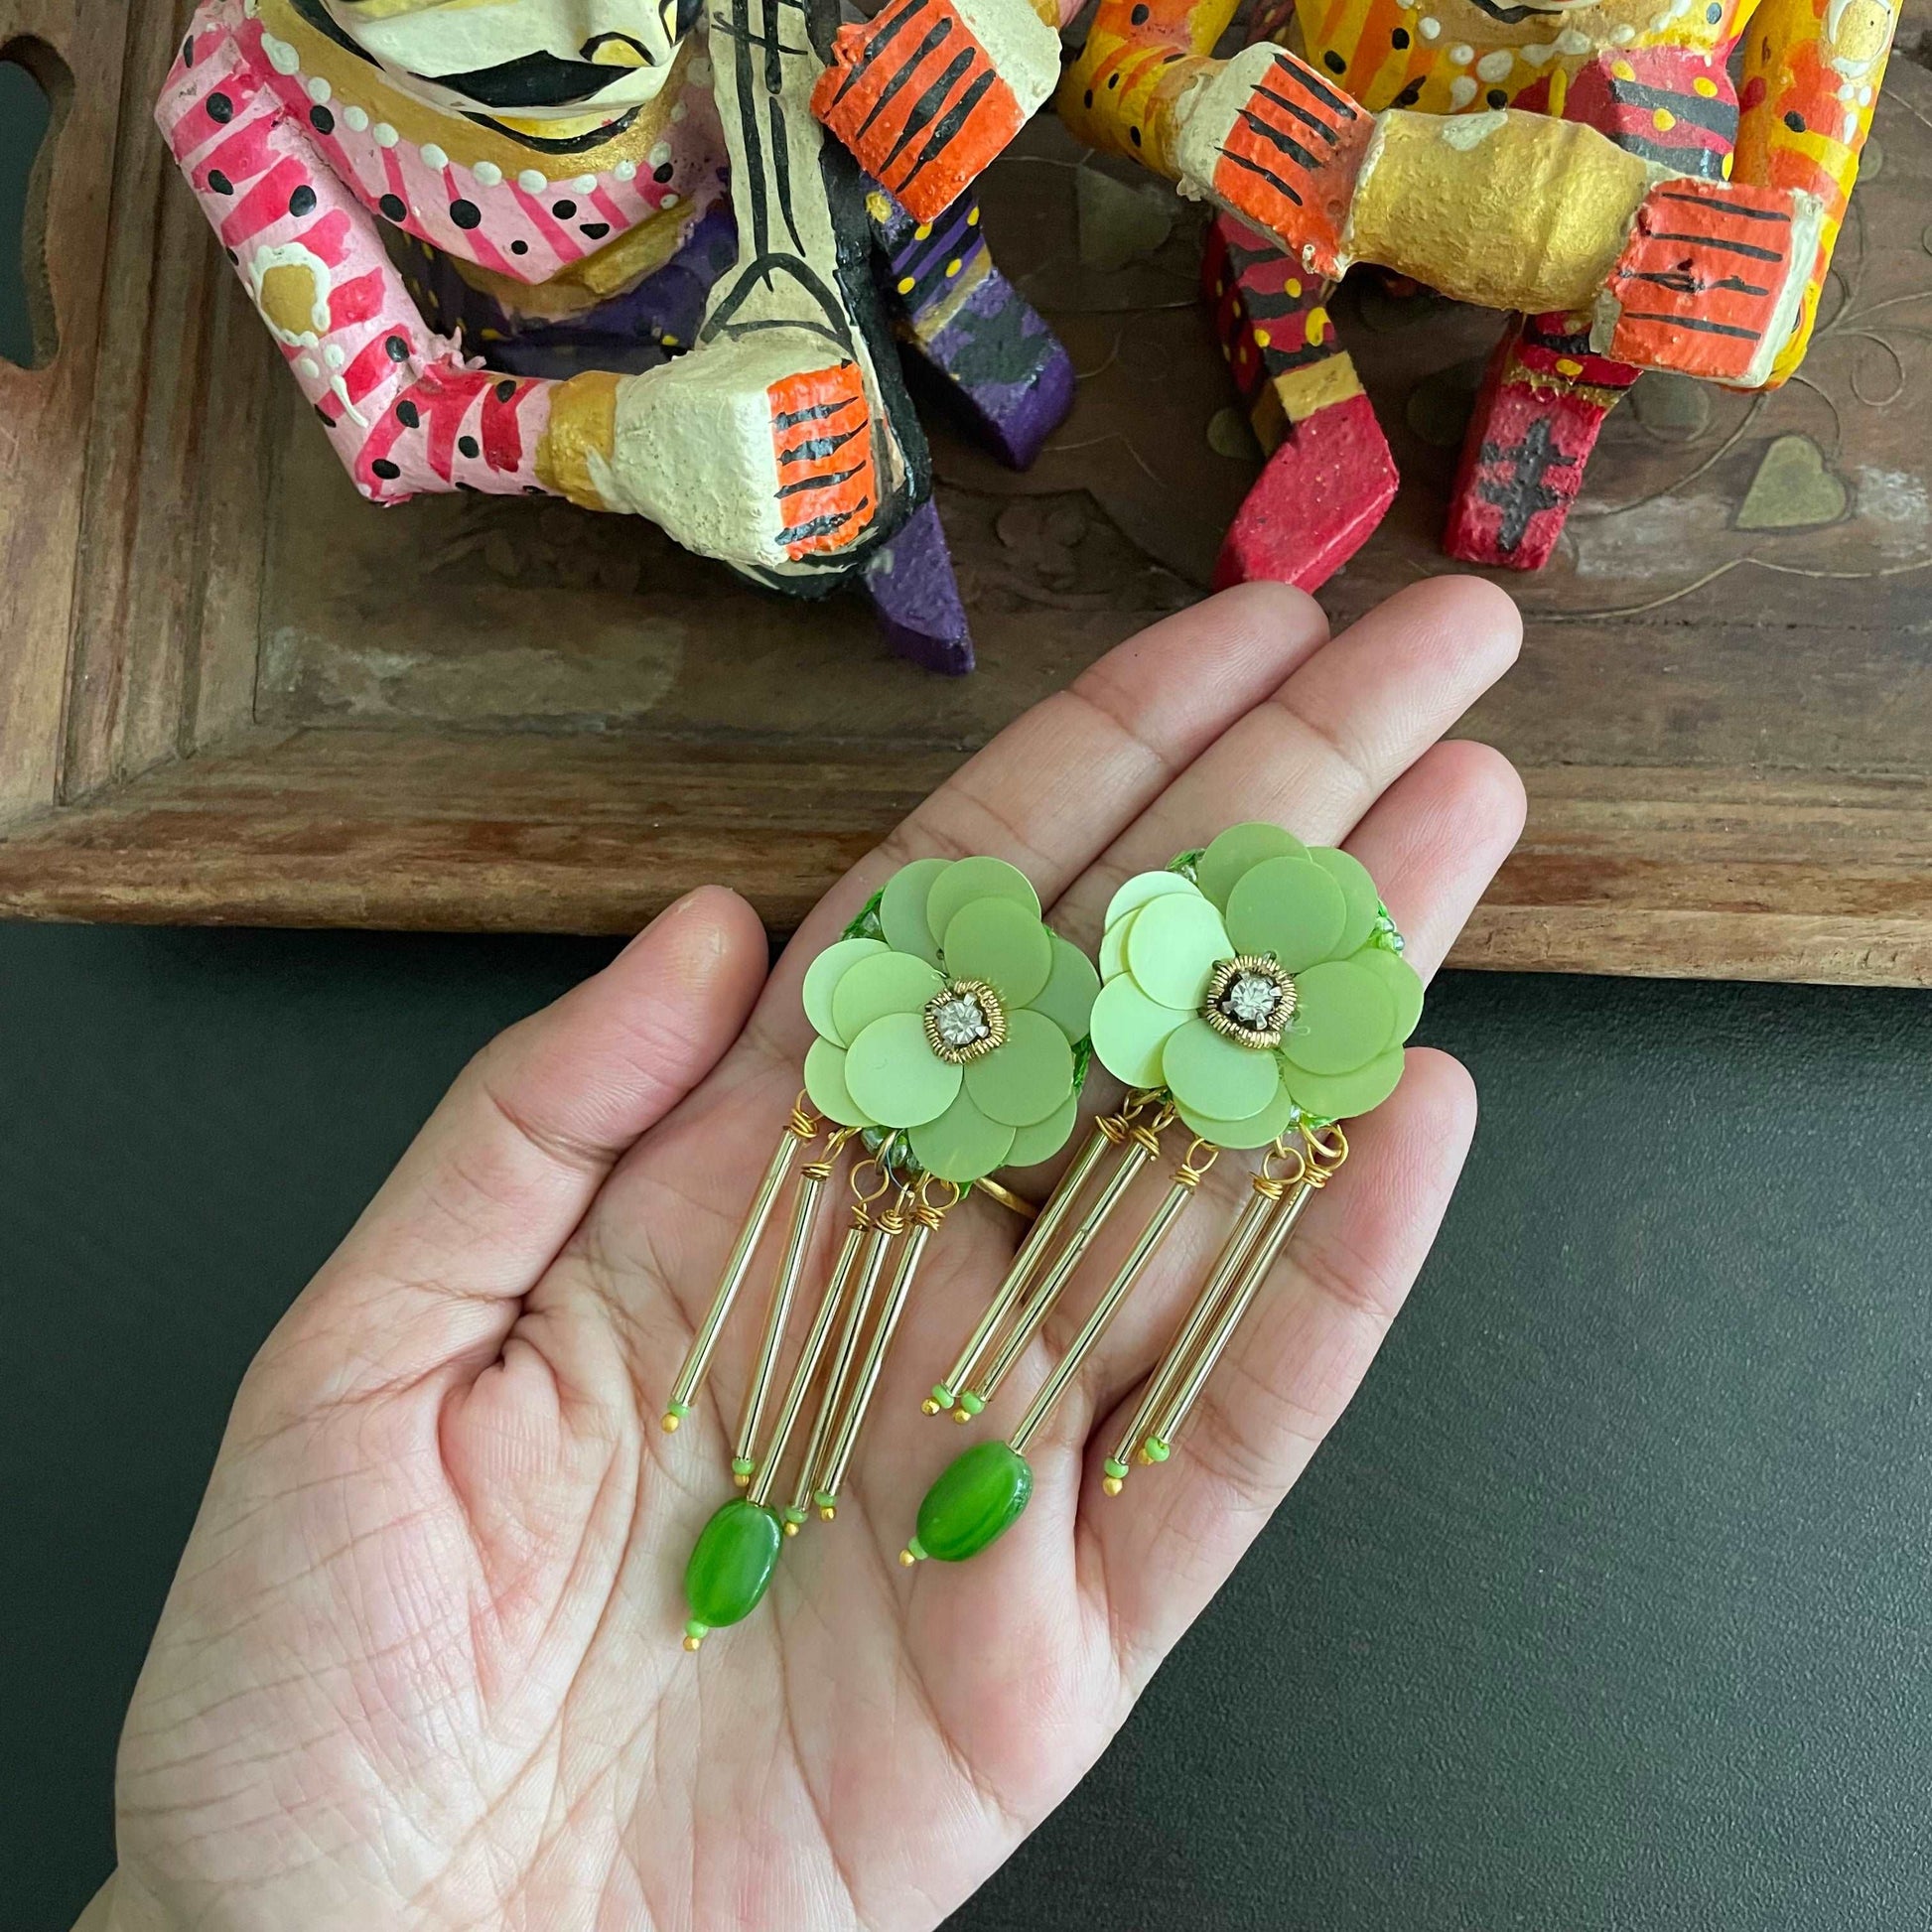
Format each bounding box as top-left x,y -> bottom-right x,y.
914,1440 -> 1035,1562
684,1498 -> 783,1631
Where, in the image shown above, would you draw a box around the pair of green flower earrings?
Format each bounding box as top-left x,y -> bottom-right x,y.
668,825 -> 1424,1649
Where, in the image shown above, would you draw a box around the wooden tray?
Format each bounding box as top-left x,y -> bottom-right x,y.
4,0 -> 1930,983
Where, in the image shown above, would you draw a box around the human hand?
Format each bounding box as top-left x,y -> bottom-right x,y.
97,579 -> 1524,1932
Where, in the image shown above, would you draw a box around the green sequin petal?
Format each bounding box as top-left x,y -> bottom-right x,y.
1283,1043 -> 1407,1122
1196,822 -> 1309,909
924,856 -> 1040,949
964,1009 -> 1075,1127
831,950 -> 944,1043
1160,1017 -> 1285,1120
1175,1077 -> 1301,1151
802,937 -> 887,1044
1005,1092 -> 1080,1167
1352,944 -> 1425,1045
880,858 -> 949,966
1104,870 -> 1201,930
844,1012 -> 963,1127
1281,959 -> 1397,1076
1124,892 -> 1230,1010
1031,936 -> 1101,1044
1310,847 -> 1381,959
1225,856 -> 1348,971
1088,974 -> 1190,1090
909,1089 -> 1017,1184
804,1038 -> 877,1128
1099,905 -> 1140,981
942,897 -> 1054,1007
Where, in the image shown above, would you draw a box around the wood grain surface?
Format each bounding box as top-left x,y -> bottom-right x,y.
1,0 -> 1928,983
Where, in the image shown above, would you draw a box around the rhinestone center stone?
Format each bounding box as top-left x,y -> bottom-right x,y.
1202,955 -> 1296,1050
923,978 -> 1008,1064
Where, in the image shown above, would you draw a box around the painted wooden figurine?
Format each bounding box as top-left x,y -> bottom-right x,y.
1059,0 -> 1902,585
155,0 -> 1073,673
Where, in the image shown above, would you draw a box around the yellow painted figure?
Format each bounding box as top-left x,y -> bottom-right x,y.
1057,0 -> 1901,578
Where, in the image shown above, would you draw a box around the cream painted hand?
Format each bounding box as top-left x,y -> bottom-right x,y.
86,582 -> 1525,1932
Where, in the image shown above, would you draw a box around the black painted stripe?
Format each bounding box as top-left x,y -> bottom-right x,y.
1268,52 -> 1357,119
854,20 -> 953,141
1235,107 -> 1322,176
779,424 -> 866,464
1628,268 -> 1771,298
897,69 -> 1000,200
1645,228 -> 1785,262
1617,310 -> 1761,340
775,462 -> 869,497
774,393 -> 861,430
879,46 -> 977,175
829,0 -> 930,108
1253,81 -> 1340,146
779,500 -> 869,542
1654,189 -> 1790,223
1218,150 -> 1305,207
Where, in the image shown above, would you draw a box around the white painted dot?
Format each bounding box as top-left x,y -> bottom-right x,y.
261,33 -> 300,74
650,142 -> 672,166
374,123 -> 399,148
1476,49 -> 1512,79
1418,15 -> 1441,37
1611,23 -> 1637,41
661,191 -> 679,207
1858,82 -> 1873,103
518,169 -> 548,193
473,160 -> 503,187
615,159 -> 638,181
295,354 -> 321,379
323,344 -> 346,369
421,143 -> 449,171
307,75 -> 331,103
1555,25 -> 1591,53
574,174 -> 599,193
343,104 -> 368,132
672,100 -> 688,121
1449,43 -> 1472,64
1449,73 -> 1477,106
1523,40 -> 1553,61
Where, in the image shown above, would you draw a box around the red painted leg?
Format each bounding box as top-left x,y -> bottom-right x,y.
1204,214 -> 1399,593
1444,313 -> 1639,571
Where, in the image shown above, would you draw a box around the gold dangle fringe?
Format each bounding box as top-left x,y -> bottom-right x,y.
1106,1124 -> 1348,1490
662,1094 -> 821,1434
930,1096 -> 1174,1425
813,1177 -> 959,1519
729,1132 -> 852,1485
1007,1137 -> 1218,1456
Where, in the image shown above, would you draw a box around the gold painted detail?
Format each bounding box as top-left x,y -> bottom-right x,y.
1345,107 -> 1654,313
535,369 -> 623,510
1201,954 -> 1296,1050
923,979 -> 1008,1064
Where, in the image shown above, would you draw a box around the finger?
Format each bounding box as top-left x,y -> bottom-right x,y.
270,888 -> 769,1399
1044,576 -> 1522,948
743,584 -> 1332,1063
1074,1047 -> 1478,1685
1343,738 -> 1527,980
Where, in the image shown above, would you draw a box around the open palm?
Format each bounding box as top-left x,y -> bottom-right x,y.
98,580 -> 1523,1932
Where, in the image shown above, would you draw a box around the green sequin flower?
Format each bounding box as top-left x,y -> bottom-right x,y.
801,857 -> 1100,1183
1088,823 -> 1425,1148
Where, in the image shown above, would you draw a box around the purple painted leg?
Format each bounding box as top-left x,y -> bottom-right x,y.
870,185 -> 1075,471
863,498 -> 974,676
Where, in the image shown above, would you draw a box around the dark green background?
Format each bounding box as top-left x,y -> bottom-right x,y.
5,922 -> 1930,1932
8,74 -> 1932,1932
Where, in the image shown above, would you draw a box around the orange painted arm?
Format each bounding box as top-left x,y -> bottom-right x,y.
1732,0 -> 1902,382
1055,0 -> 1240,175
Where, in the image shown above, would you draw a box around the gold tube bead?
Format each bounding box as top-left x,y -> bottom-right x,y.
1104,1174 -> 1281,1492
928,1120 -> 1116,1417
787,1213 -> 899,1524
747,1212 -> 869,1510
1009,1143 -> 1215,1457
663,1100 -> 818,1426
731,1155 -> 835,1479
965,1119 -> 1163,1415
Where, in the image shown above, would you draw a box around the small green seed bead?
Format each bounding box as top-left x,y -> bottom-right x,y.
958,1391 -> 985,1416
812,1490 -> 835,1509
782,1506 -> 807,1526
931,1384 -> 955,1408
1102,1457 -> 1129,1481
1144,1437 -> 1171,1462
730,1456 -> 756,1477
912,1440 -> 1034,1563
669,1402 -> 693,1419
